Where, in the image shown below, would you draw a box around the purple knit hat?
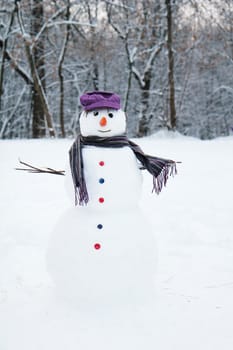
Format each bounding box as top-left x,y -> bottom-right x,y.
80,91 -> 121,111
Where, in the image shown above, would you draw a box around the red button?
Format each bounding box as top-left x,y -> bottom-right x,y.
94,243 -> 101,250
99,197 -> 104,203
99,161 -> 105,166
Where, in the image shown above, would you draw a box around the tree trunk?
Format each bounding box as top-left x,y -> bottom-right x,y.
137,71 -> 152,137
58,0 -> 71,138
0,5 -> 16,111
166,0 -> 176,130
86,1 -> 99,90
123,40 -> 133,113
31,0 -> 46,138
24,43 -> 55,137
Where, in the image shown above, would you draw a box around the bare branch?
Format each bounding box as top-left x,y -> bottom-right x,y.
0,86 -> 27,138
0,2 -> 17,108
15,1 -> 56,137
0,39 -> 32,84
33,6 -> 67,46
16,159 -> 65,176
102,0 -> 134,10
144,42 -> 163,75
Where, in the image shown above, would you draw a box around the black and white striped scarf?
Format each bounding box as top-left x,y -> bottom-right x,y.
69,134 -> 177,206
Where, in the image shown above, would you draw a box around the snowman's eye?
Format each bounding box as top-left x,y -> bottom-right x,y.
93,111 -> 99,116
108,113 -> 114,118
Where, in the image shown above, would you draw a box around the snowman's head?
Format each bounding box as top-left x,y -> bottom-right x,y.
79,108 -> 126,137
79,91 -> 126,137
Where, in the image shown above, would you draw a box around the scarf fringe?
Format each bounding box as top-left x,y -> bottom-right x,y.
74,180 -> 89,206
152,161 -> 177,194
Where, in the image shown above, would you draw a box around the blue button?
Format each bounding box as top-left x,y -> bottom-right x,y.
99,178 -> 105,184
97,224 -> 103,229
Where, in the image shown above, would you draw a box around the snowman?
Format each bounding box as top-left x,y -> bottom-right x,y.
46,91 -> 177,304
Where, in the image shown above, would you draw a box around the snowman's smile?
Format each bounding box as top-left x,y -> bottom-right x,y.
98,129 -> 111,133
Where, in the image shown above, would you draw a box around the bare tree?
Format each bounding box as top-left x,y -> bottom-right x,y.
165,0 -> 176,130
0,4 -> 16,111
31,0 -> 47,137
15,1 -> 56,137
58,0 -> 71,137
1,0 -> 233,139
107,0 -> 165,136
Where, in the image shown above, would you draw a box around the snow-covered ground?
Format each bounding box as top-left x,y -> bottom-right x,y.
0,131 -> 233,350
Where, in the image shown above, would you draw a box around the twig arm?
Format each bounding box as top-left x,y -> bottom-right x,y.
15,159 -> 65,176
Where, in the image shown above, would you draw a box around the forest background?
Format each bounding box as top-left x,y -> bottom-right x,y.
0,0 -> 233,140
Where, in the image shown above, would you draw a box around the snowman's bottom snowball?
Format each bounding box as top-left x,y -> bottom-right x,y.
46,207 -> 157,302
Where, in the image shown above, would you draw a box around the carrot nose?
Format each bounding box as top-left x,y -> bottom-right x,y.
99,117 -> 107,127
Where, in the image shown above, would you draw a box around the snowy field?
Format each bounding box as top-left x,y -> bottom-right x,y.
0,131 -> 233,350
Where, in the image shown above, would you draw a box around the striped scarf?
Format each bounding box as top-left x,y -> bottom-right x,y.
69,134 -> 177,206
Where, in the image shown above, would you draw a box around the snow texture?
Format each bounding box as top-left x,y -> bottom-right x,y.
0,131 -> 233,350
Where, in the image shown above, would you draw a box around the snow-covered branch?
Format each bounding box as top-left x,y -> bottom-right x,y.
33,7 -> 96,48
129,47 -> 137,64
213,85 -> 233,95
0,86 -> 27,138
0,40 -> 32,84
101,0 -> 134,11
132,66 -> 146,88
144,43 -> 164,76
46,20 -> 97,29
33,6 -> 67,45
